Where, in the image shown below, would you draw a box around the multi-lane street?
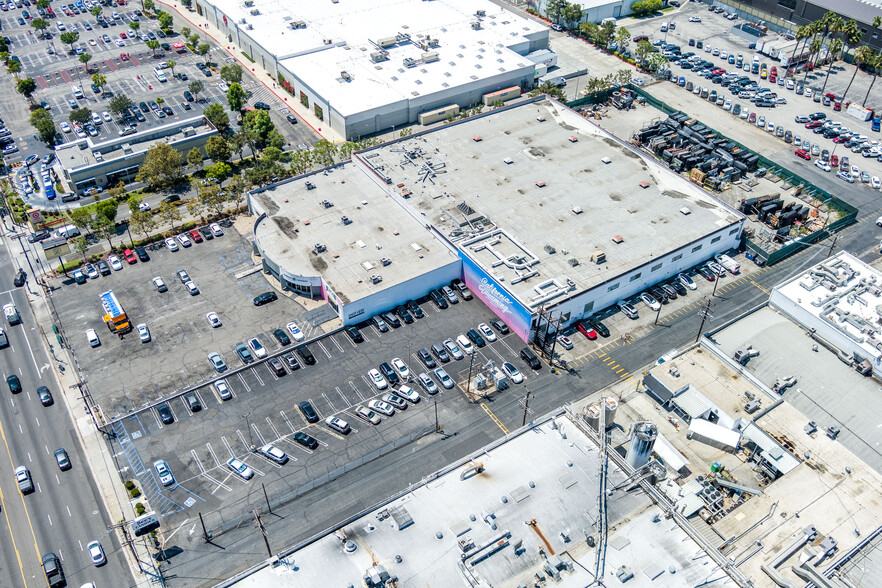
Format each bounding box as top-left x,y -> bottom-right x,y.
0,221 -> 133,588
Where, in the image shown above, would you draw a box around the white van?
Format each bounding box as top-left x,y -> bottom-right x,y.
154,68 -> 167,83
53,224 -> 81,239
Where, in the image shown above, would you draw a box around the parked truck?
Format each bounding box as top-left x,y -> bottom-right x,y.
714,253 -> 741,274
100,290 -> 133,334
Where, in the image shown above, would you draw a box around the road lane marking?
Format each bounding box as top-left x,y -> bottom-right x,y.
481,403 -> 509,434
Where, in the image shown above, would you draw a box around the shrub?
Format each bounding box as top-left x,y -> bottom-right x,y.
134,502 -> 146,515
124,480 -> 135,490
631,0 -> 662,16
130,487 -> 142,499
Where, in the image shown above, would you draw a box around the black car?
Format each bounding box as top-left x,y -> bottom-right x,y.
38,386 -> 53,406
253,292 -> 278,306
162,106 -> 174,116
489,318 -> 510,335
394,306 -> 414,324
268,357 -> 286,376
157,402 -> 174,424
272,329 -> 291,345
345,326 -> 363,343
286,114 -> 298,124
430,290 -> 448,309
296,345 -> 316,365
293,431 -> 318,450
586,318 -> 610,338
198,226 -> 213,240
405,300 -> 424,319
97,260 -> 111,275
669,280 -> 688,296
298,401 -> 319,423
13,269 -> 26,287
381,312 -> 401,328
135,245 -> 149,262
418,348 -> 436,368
466,329 -> 486,347
7,375 -> 22,393
379,361 -> 399,385
254,102 -> 271,110
282,352 -> 300,370
162,194 -> 181,204
808,112 -> 826,121
139,101 -> 150,112
649,286 -> 668,304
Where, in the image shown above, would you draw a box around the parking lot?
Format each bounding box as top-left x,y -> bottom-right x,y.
103,271 -> 536,526
0,1 -> 317,167
622,4 -> 882,187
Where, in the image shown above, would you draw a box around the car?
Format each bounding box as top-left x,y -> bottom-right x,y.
185,280 -> 199,295
839,170 -> 855,183
456,334 -> 475,355
441,285 -> 460,305
379,361 -> 399,385
369,399 -> 395,416
54,448 -> 71,471
210,222 -> 224,236
382,393 -> 407,410
293,431 -> 318,450
253,292 -> 278,306
38,386 -> 53,406
576,321 -> 598,339
184,391 -> 202,412
795,148 -> 811,160
405,300 -> 425,318
268,357 -> 286,376
13,269 -> 26,287
297,345 -> 316,365
87,541 -> 106,566
489,318 -> 510,335
208,352 -> 227,372
227,458 -> 254,480
416,349 -> 437,369
466,328 -> 486,348
501,362 -> 524,384
258,444 -> 288,464
707,262 -> 726,277
418,372 -> 438,394
640,292 -> 661,311
188,228 -> 203,243
815,159 -> 831,172
368,368 -> 388,389
678,273 -> 698,290
85,264 -> 99,280
177,233 -> 192,247
689,16 -> 701,22
391,357 -> 410,379
123,248 -> 137,264
586,318 -> 610,338
429,290 -> 448,309
7,374 -> 21,394
325,416 -> 351,434
154,459 -> 175,486
254,102 -> 271,110
355,405 -> 381,425
214,379 -> 232,400
86,328 -> 100,347
556,335 -> 573,350
434,367 -> 454,389
619,301 -> 639,319
395,306 -> 414,324
248,337 -> 267,359
396,385 -> 421,403
108,255 -> 123,271
286,114 -> 298,124
794,115 -> 810,124
444,338 -> 464,360
136,323 -> 150,343
345,326 -> 363,343
477,323 -> 497,342
431,343 -> 450,363
15,466 -> 33,494
873,176 -> 881,190
282,352 -> 300,371
152,277 -> 167,293
298,401 -> 319,423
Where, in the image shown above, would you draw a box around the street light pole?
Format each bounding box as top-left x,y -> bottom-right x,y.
243,413 -> 253,448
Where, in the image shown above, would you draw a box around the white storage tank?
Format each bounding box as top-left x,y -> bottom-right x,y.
625,421 -> 658,469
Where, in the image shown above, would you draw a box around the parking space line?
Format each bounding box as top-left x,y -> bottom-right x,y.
221,435 -> 237,458
235,429 -> 251,451
250,367 -> 264,386
352,380 -> 367,400
316,340 -> 332,358
279,410 -> 298,433
330,336 -> 345,353
308,398 -> 324,420
322,392 -> 338,413
250,423 -> 266,446
335,387 -> 348,406
265,417 -> 282,440
206,442 -> 223,468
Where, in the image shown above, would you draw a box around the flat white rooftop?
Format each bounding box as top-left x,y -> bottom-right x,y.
234,413 -> 736,587
210,0 -> 546,116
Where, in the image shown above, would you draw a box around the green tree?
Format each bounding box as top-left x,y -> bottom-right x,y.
579,22 -> 600,44
187,147 -> 203,169
205,135 -> 231,163
289,149 -> 312,175
69,107 -> 92,125
226,82 -> 247,112
30,109 -> 56,144
90,6 -> 102,17
203,102 -> 229,132
205,162 -> 231,182
227,174 -> 248,210
630,0 -> 662,16
261,146 -> 283,164
311,139 -> 338,167
16,78 -> 37,104
230,130 -> 248,160
165,58 -> 177,77
109,94 -> 133,118
59,31 -> 80,53
820,38 -> 844,93
136,143 -> 183,189
185,197 -> 203,220
7,59 -> 21,79
561,3 -> 583,28
245,161 -> 284,187
146,40 -> 160,56
220,64 -> 243,84
197,43 -> 210,63
528,81 -> 566,101
128,21 -> 140,33
181,0 -> 192,8
126,193 -> 143,214
128,209 -> 156,241
267,130 -> 285,151
158,200 -> 181,231
188,80 -> 204,101
545,0 -> 567,23
597,21 -> 616,50
244,110 -> 275,146
144,0 -> 155,12
93,200 -> 119,249
91,73 -> 106,93
198,183 -> 227,217
188,33 -> 201,46
635,39 -> 653,65
30,18 -> 49,39
79,52 -> 92,73
614,26 -> 630,55
863,50 -> 882,106
158,12 -> 173,31
36,0 -> 50,8
181,26 -> 191,40
73,236 -> 89,262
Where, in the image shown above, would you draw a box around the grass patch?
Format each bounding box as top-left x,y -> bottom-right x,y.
241,51 -> 255,63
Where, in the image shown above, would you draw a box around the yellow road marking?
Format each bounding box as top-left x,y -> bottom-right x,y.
0,408 -> 40,586
481,403 -> 509,434
751,280 -> 771,295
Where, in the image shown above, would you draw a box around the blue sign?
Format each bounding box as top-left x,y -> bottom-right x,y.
459,252 -> 532,341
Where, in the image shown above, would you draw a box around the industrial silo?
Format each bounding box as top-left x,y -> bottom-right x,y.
582,403 -> 601,431
625,421 -> 658,469
603,397 -> 618,428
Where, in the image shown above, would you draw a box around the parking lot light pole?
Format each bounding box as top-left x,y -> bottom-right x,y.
243,412 -> 253,449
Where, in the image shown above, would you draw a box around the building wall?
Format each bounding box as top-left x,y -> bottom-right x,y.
549,221 -> 744,326
535,0 -> 636,24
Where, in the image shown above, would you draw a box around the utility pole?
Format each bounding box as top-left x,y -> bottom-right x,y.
711,272 -> 721,297
199,512 -> 211,543
695,298 -> 713,343
654,304 -> 662,325
547,312 -> 562,362
262,483 -> 272,514
243,413 -> 253,448
253,509 -> 272,557
522,387 -> 531,427
826,233 -> 838,259
434,397 -> 440,432
466,350 -> 477,400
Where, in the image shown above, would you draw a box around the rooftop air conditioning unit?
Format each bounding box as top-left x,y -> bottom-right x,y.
380,257 -> 391,266
377,36 -> 397,48
476,9 -> 486,16
426,37 -> 439,48
370,274 -> 383,284
341,71 -> 351,81
314,243 -> 326,253
305,181 -> 315,190
243,0 -> 253,5
246,24 -> 253,30
403,57 -> 417,68
240,17 -> 247,24
370,51 -> 389,63
471,21 -> 481,30
422,51 -> 439,63
250,8 -> 260,16
341,216 -> 351,225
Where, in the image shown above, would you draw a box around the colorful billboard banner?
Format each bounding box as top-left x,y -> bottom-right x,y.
459,252 -> 532,341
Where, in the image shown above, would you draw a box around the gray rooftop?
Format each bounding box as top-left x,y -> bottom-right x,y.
234,414 -> 737,587
250,165 -> 459,303
357,97 -> 743,311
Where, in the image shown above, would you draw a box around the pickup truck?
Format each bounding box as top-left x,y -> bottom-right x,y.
714,253 -> 741,274
15,466 -> 33,494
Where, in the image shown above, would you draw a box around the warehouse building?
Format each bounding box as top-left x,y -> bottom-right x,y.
250,97 -> 744,339
197,0 -> 551,139
55,116 -> 217,196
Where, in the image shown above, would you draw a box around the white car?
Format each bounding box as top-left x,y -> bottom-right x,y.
87,540 -> 106,566
102,111 -> 112,122
185,281 -> 199,295
108,255 -> 122,271
368,368 -> 388,390
805,88 -> 813,98
417,372 -> 438,394
872,176 -> 881,190
86,328 -> 100,347
391,357 -> 410,379
325,416 -> 351,434
876,216 -> 882,227
227,457 -> 254,480
138,202 -> 151,212
286,322 -> 304,341
851,165 -> 861,178
164,237 -> 178,251
248,337 -> 267,358
215,379 -> 232,400
60,121 -> 72,133
207,312 -> 222,327
209,222 -> 224,236
689,15 -> 701,22
177,233 -> 192,247
501,362 -> 524,384
640,292 -> 661,311
115,38 -> 124,47
154,459 -> 174,486
396,385 -> 421,403
814,159 -> 831,172
786,79 -> 794,90
257,444 -> 287,464
477,323 -> 497,342
678,273 -> 698,290
455,334 -> 474,355
444,338 -> 464,360
136,323 -> 150,343
368,399 -> 395,416
722,99 -> 732,111
708,261 -> 727,276
152,277 -> 167,292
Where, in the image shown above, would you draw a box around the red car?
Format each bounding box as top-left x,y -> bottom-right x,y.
795,149 -> 811,160
833,102 -> 842,111
188,229 -> 203,243
123,248 -> 137,264
576,321 -> 597,340
120,32 -> 127,39
120,53 -> 129,61
712,68 -> 726,75
831,155 -> 839,167
833,134 -> 852,144
805,121 -> 823,129
824,92 -> 837,100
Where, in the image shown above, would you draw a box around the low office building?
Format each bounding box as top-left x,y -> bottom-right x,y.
54,116 -> 217,195
250,97 -> 744,338
198,0 -> 551,139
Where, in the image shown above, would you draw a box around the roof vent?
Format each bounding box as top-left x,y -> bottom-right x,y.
422,51 -> 439,63
471,21 -> 482,30
250,8 -> 260,16
370,274 -> 383,284
305,181 -> 315,190
341,71 -> 352,81
314,243 -> 326,253
370,50 -> 389,63
568,258 -> 580,267
341,216 -> 351,225
572,206 -> 583,214
611,235 -> 623,244
590,251 -> 606,264
321,200 -> 334,208
680,207 -> 692,215
543,244 -> 556,254
476,9 -> 486,16
381,257 -> 391,266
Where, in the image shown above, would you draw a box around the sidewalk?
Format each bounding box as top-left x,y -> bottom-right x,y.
156,0 -> 346,144
2,217 -> 156,588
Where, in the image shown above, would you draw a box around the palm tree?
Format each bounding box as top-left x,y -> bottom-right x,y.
803,37 -> 822,82
842,45 -> 873,103
820,38 -> 843,93
788,25 -> 810,72
862,50 -> 882,106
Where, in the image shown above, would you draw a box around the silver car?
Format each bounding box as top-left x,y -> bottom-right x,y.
154,459 -> 175,486
418,372 -> 438,394
208,352 -> 227,372
434,367 -> 454,389
227,457 -> 254,480
443,338 -> 464,360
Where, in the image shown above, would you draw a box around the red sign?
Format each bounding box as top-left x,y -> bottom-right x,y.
223,14 -> 227,26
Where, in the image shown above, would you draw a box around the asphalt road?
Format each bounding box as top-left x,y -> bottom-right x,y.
0,221 -> 133,588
